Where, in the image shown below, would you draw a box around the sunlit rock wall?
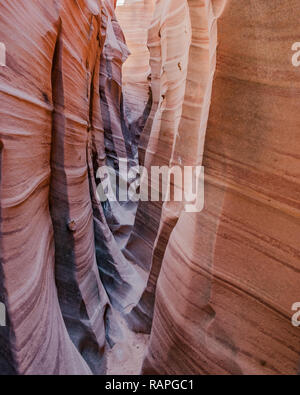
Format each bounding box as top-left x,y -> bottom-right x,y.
116,0 -> 155,124
141,0 -> 300,375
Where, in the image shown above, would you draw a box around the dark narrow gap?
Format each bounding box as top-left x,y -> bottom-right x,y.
100,57 -> 119,170
131,86 -> 152,167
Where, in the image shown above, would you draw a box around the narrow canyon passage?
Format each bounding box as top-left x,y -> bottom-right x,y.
0,0 -> 300,376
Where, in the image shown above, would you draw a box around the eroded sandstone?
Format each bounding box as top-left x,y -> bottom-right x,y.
1,0 -> 300,376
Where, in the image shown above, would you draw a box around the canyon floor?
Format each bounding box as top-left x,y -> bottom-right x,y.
107,315 -> 149,375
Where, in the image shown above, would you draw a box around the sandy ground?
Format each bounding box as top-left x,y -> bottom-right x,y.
107,314 -> 149,375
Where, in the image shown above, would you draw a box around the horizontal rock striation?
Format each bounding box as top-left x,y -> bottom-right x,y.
122,0 -> 193,333
141,0 -> 300,375
0,0 -> 136,375
116,0 -> 155,125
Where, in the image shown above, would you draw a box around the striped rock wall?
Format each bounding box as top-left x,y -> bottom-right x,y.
141,0 -> 300,375
1,0 -> 300,376
0,0 -> 129,375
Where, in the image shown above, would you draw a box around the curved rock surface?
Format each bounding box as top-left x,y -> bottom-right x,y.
116,0 -> 155,124
141,0 -> 300,375
0,0 -> 132,375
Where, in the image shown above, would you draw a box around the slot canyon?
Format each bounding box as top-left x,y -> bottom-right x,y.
0,0 -> 300,375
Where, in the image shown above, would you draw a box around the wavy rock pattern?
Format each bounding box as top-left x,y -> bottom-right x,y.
94,0 -> 146,315
123,0 -> 193,333
116,0 -> 155,124
0,0 -> 132,375
141,0 -> 300,375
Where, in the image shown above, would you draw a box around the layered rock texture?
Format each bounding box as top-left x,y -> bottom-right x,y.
140,0 -> 300,375
0,0 -> 130,375
1,0 -> 300,376
116,0 -> 155,124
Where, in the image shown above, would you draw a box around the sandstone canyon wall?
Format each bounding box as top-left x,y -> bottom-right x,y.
0,0 -> 134,375
0,0 -> 300,376
116,0 -> 155,124
140,0 -> 300,375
